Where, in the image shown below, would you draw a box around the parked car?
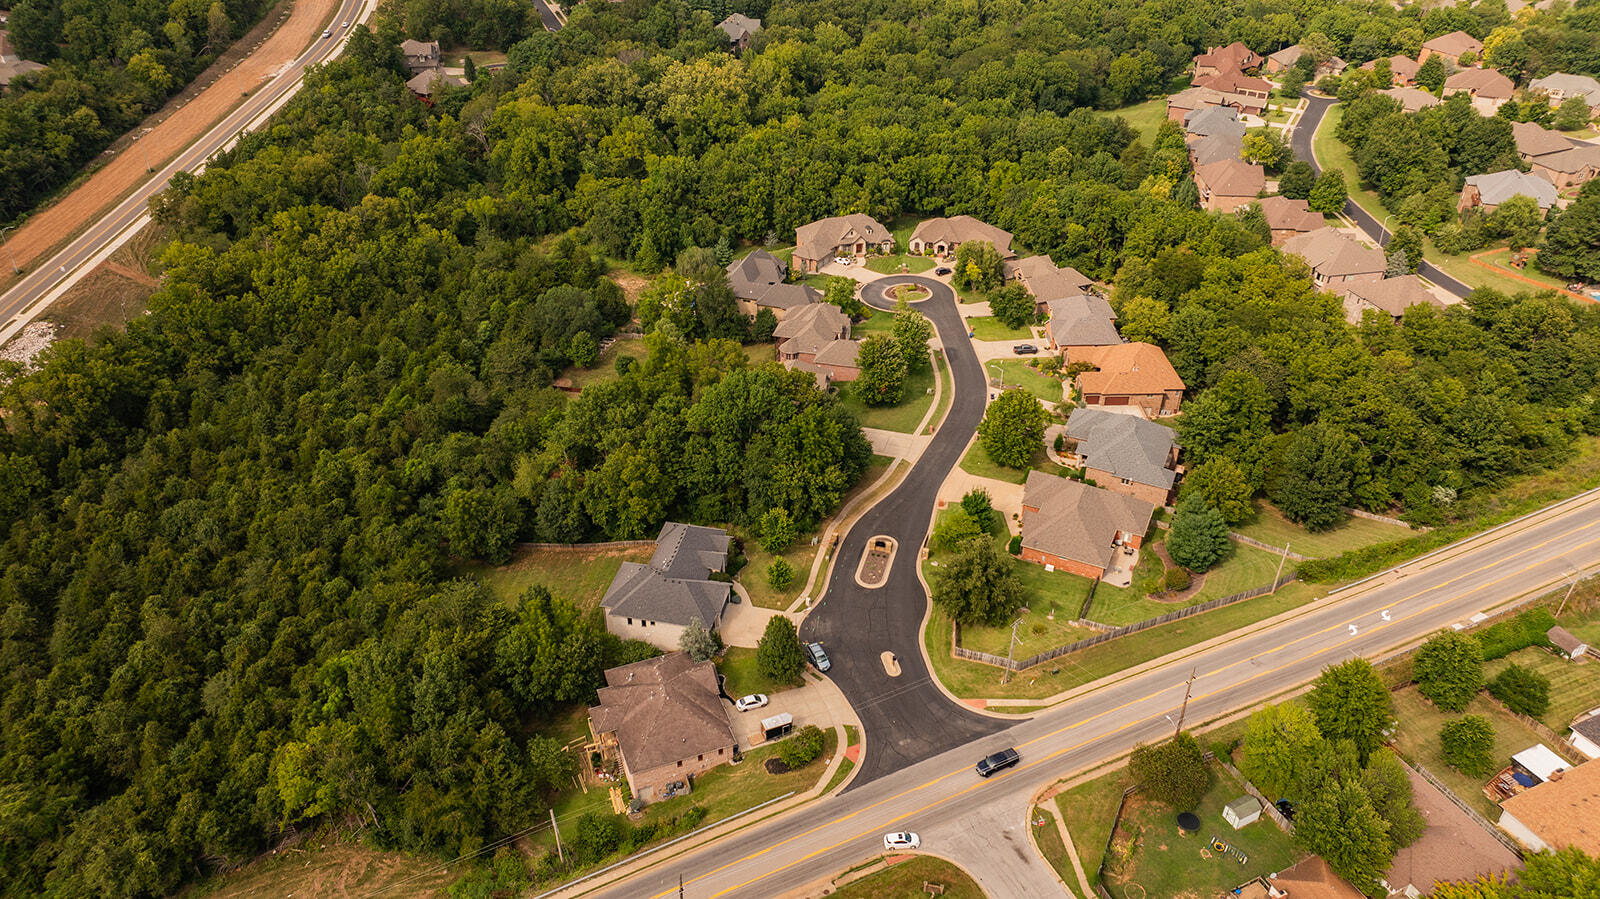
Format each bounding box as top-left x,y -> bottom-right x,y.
1013,344 -> 1039,355
734,694 -> 769,712
807,642 -> 831,672
833,256 -> 852,266
883,832 -> 921,850
934,267 -> 952,276
975,747 -> 1021,777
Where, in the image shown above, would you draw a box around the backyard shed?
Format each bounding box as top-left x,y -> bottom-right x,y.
1514,744 -> 1570,782
1223,795 -> 1262,829
1548,626 -> 1590,660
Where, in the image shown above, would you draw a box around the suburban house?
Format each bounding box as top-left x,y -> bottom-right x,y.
1282,228 -> 1387,286
1459,169 -> 1559,213
1264,45 -> 1346,79
1046,294 -> 1121,354
599,522 -> 732,651
1185,105 -> 1245,140
717,13 -> 762,49
401,39 -> 442,73
406,68 -> 469,98
1167,86 -> 1264,120
1443,68 -> 1516,115
1190,132 -> 1245,167
1382,763 -> 1521,899
1071,342 -> 1186,419
588,652 -> 736,805
1257,196 -> 1325,246
773,303 -> 860,385
1194,70 -> 1273,103
1361,55 -> 1422,87
1194,159 -> 1265,212
1548,625 -> 1591,660
1570,714 -> 1600,761
727,250 -> 822,320
1531,73 -> 1600,114
1498,758 -> 1600,855
1060,407 -> 1182,506
1019,471 -> 1154,580
1512,121 -> 1600,189
1004,255 -> 1096,310
1419,30 -> 1483,66
908,216 -> 1014,258
1266,857 -> 1365,898
0,28 -> 45,91
792,214 -> 894,273
1379,85 -> 1442,113
1193,41 -> 1262,80
1338,275 -> 1446,322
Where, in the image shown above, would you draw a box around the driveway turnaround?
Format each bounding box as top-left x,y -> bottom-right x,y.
800,274 -> 1008,787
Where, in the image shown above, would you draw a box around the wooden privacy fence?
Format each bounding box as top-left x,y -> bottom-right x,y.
954,574 -> 1299,672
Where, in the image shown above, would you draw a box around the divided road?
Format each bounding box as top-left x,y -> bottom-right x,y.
1292,93 -> 1472,299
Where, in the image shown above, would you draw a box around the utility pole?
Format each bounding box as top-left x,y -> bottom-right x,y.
0,226 -> 18,274
1557,577 -> 1579,617
1002,617 -> 1023,684
1174,667 -> 1197,737
551,808 -> 564,865
1272,542 -> 1291,591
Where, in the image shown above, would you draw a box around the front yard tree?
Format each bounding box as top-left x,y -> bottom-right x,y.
892,299 -> 934,370
1386,226 -> 1422,274
960,488 -> 998,533
679,617 -> 719,662
1128,732 -> 1211,810
1487,663 -> 1550,718
931,537 -> 1025,627
855,334 -> 908,406
1415,54 -> 1447,92
933,507 -> 984,552
1439,715 -> 1497,777
756,615 -> 806,684
1241,701 -> 1327,799
1307,658 -> 1393,762
1554,96 -> 1592,131
1294,776 -> 1395,896
824,276 -> 865,317
952,240 -> 1004,292
1535,180 -> 1600,281
1488,194 -> 1543,251
1181,458 -> 1255,525
988,283 -> 1035,329
977,388 -> 1047,469
1166,496 -> 1232,573
1279,161 -> 1316,200
1308,168 -> 1349,215
1413,631 -> 1483,713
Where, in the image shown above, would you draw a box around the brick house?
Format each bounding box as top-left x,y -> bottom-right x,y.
600,523 -> 732,651
1443,67 -> 1515,115
792,214 -> 894,273
1020,471 -> 1155,579
1194,160 -> 1265,212
1419,30 -> 1482,66
717,13 -> 762,50
1192,42 -> 1262,81
1378,85 -> 1441,113
1003,255 -> 1096,313
1513,121 -> 1600,190
727,250 -> 822,320
1361,55 -> 1422,87
1264,45 -> 1346,79
401,39 -> 442,73
1281,227 -> 1386,286
1071,342 -> 1185,419
1060,407 -> 1182,506
1193,70 -> 1272,104
1257,196 -> 1325,246
1531,73 -> 1600,115
773,303 -> 859,384
1166,85 -> 1264,120
1046,294 -> 1121,354
908,215 -> 1014,258
589,652 -> 736,804
1338,275 -> 1446,323
1459,169 -> 1558,213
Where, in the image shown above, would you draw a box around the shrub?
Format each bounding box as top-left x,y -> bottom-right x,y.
1163,567 -> 1192,592
1413,631 -> 1483,713
1476,609 -> 1557,661
1008,534 -> 1022,555
1439,715 -> 1497,777
767,558 -> 794,590
933,508 -> 983,553
1487,663 -> 1550,719
1167,497 -> 1232,573
778,724 -> 826,769
960,488 -> 998,533
574,812 -> 624,863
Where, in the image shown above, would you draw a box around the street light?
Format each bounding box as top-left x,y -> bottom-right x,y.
1001,616 -> 1025,684
1378,214 -> 1395,248
0,225 -> 19,274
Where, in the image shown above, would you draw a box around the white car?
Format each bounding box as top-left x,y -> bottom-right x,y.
833,256 -> 852,266
734,694 -> 769,712
341,21 -> 350,27
883,832 -> 921,851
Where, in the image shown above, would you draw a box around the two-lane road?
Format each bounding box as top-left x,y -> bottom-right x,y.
0,0 -> 372,346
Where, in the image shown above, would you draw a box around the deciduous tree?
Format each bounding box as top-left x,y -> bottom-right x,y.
1414,630 -> 1483,712
1167,497 -> 1232,572
1129,732 -> 1211,810
977,389 -> 1047,469
855,334 -> 908,406
756,616 -> 805,684
1307,658 -> 1393,762
931,538 -> 1026,627
1439,715 -> 1496,777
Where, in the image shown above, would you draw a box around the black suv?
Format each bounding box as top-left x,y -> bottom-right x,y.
976,747 -> 1021,777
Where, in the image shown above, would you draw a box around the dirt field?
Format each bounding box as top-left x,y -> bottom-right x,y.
0,0 -> 338,291
0,227 -> 165,366
188,841 -> 458,898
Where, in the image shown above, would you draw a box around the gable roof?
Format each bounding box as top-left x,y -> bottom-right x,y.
1531,73 -> 1600,106
1196,70 -> 1272,96
1184,105 -> 1244,139
1282,227 -> 1387,278
1168,86 -> 1227,111
1195,159 -> 1265,198
773,302 -> 851,355
400,39 -> 440,60
1074,342 -> 1185,397
1385,762 -> 1521,896
1194,41 -> 1259,73
406,68 -> 468,96
650,522 -> 731,578
590,652 -> 735,773
1257,195 -> 1324,234
1513,122 -> 1600,174
1189,132 -> 1244,166
0,58 -> 45,86
717,13 -> 762,42
601,523 -> 731,628
1445,67 -> 1515,99
727,249 -> 788,300
1379,85 -> 1441,113
1499,759 -> 1600,854
811,338 -> 860,368
1464,169 -> 1558,209
1048,294 -> 1121,348
1271,856 -> 1368,899
794,214 -> 891,262
1363,55 -> 1422,82
1513,121 -> 1573,158
1064,407 -> 1178,490
1340,275 -> 1446,317
909,215 -> 1015,257
1549,626 -> 1587,654
1422,30 -> 1483,60
1021,472 -> 1155,571
1267,45 -> 1305,67
755,282 -> 822,311
1004,255 -> 1094,301
1515,744 -> 1570,781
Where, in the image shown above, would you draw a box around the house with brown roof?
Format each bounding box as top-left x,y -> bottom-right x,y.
1020,471 -> 1154,580
1195,70 -> 1272,103
1513,121 -> 1600,190
1339,275 -> 1446,322
601,523 -> 733,651
1498,758 -> 1600,855
773,303 -> 859,384
401,39 -> 442,73
406,68 -> 469,98
1194,160 -> 1265,212
1264,45 -> 1346,79
1193,42 -> 1262,81
1382,761 -> 1521,898
1257,196 -> 1325,246
1060,407 -> 1182,506
1459,169 -> 1559,213
1444,68 -> 1515,115
1282,227 -> 1386,286
1361,55 -> 1422,87
909,215 -> 1014,258
1004,256 -> 1096,312
1420,30 -> 1483,66
589,652 -> 736,804
717,13 -> 762,50
1071,342 -> 1186,419
792,214 -> 894,273
1046,294 -> 1121,355
1379,85 -> 1442,113
1268,856 -> 1367,898
727,250 -> 822,320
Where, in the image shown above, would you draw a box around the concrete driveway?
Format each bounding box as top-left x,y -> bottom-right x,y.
724,673 -> 857,748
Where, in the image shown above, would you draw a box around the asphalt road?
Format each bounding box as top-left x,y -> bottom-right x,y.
579,486 -> 1600,898
535,0 -> 564,30
1292,93 -> 1472,299
0,0 -> 371,344
799,276 -> 1007,786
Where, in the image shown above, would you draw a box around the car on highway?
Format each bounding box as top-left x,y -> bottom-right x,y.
1012,344 -> 1038,355
807,642 -> 831,672
341,21 -> 350,27
934,267 -> 952,275
975,747 -> 1020,777
883,832 -> 921,850
322,29 -> 332,37
734,694 -> 768,712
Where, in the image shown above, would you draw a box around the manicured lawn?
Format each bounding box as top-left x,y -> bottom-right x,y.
1234,502 -> 1412,559
1082,543 -> 1288,626
718,646 -> 803,699
986,358 -> 1065,406
743,341 -> 776,367
1056,770 -> 1133,886
968,316 -> 1034,341
735,525 -> 822,610
563,335 -> 645,390
1311,104 -> 1386,221
958,442 -> 1072,485
925,352 -> 953,434
1422,237 -> 1561,298
1095,96 -> 1169,144
1475,248 -> 1567,291
1386,685 -> 1555,819
958,600 -> 1102,659
853,310 -> 895,337
836,364 -> 938,433
1033,806 -> 1075,885
468,543 -> 656,609
866,253 -> 935,274
829,855 -> 983,898
1104,766 -> 1299,899
1189,544 -> 1292,603
1484,645 -> 1600,731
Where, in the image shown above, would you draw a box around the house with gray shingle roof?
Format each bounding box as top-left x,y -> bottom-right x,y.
1184,106 -> 1245,140
792,214 -> 894,273
1020,471 -> 1155,580
773,303 -> 859,385
601,522 -> 732,651
1379,85 -> 1441,113
1459,169 -> 1559,212
1531,73 -> 1600,114
1046,294 -> 1120,354
717,13 -> 762,49
1189,131 -> 1244,167
1061,408 -> 1181,506
728,250 -> 822,320
1004,255 -> 1097,312
589,652 -> 735,804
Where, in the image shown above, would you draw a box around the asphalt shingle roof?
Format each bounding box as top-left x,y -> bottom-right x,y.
1064,408 -> 1178,490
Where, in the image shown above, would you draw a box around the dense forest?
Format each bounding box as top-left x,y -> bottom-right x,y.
3,0 -> 1600,895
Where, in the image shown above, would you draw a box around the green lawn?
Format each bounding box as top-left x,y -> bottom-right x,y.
925,351 -> 953,434
743,341 -> 776,366
734,524 -> 822,610
1095,96 -> 1169,144
1056,770 -> 1133,885
562,335 -> 645,391
1082,543 -> 1287,627
1485,646 -> 1600,731
853,310 -> 895,337
1105,766 -> 1299,899
467,543 -> 656,609
865,253 -> 935,274
1423,237 -> 1561,298
1475,248 -> 1568,291
958,442 -> 1072,485
828,856 -> 984,899
986,358 -> 1064,405
718,646 -> 803,699
968,316 -> 1034,341
1033,806 -> 1075,886
1233,502 -> 1412,559
1386,685 -> 1555,819
1189,544 -> 1292,603
836,364 -> 937,433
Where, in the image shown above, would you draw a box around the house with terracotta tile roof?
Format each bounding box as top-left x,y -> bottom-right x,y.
1282,227 -> 1386,286
909,215 -> 1014,258
1070,342 -> 1185,418
1444,67 -> 1515,115
1020,471 -> 1154,579
589,652 -> 736,804
1257,196 -> 1324,245
1419,30 -> 1483,66
1498,758 -> 1600,855
1194,159 -> 1265,212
